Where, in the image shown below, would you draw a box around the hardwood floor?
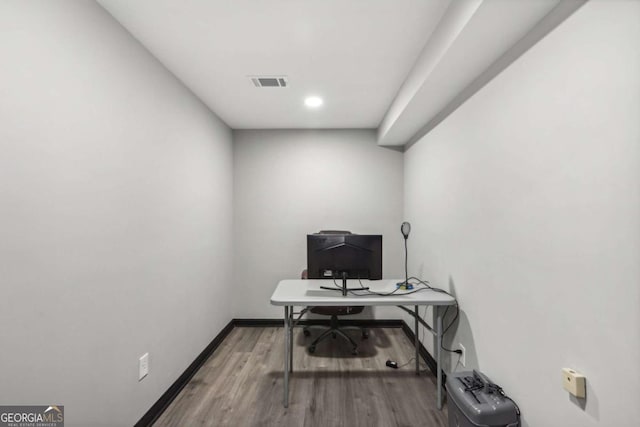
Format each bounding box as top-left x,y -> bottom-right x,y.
153,326 -> 449,427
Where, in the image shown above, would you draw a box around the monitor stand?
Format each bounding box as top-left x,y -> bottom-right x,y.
319,272 -> 369,296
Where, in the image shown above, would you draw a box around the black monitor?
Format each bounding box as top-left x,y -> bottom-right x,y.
307,233 -> 382,280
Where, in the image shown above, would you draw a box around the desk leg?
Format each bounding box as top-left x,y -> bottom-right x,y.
283,306 -> 290,408
414,305 -> 419,375
289,307 -> 294,373
435,305 -> 443,410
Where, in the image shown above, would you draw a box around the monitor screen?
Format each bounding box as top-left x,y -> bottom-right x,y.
306,233 -> 382,280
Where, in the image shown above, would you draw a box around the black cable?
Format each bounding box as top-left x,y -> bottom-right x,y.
406,277 -> 453,297
327,277 -> 411,296
326,277 -> 450,299
397,357 -> 415,368
352,278 -> 433,296
440,302 -> 461,353
396,299 -> 460,354
327,273 -> 462,353
442,303 -> 459,336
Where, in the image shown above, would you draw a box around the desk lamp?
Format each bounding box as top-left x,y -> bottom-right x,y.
397,221 -> 413,290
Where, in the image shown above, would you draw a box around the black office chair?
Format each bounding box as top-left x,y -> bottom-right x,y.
302,230 -> 368,355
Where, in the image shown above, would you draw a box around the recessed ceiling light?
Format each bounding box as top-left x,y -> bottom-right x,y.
304,96 -> 323,108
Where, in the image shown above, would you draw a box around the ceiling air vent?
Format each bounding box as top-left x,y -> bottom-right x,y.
249,76 -> 288,88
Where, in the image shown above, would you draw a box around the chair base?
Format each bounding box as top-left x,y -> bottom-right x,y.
304,315 -> 368,355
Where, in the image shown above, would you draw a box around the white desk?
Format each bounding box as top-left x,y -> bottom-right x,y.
270,279 -> 456,409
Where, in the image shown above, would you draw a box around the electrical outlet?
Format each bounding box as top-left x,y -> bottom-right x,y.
459,344 -> 466,367
139,353 -> 149,381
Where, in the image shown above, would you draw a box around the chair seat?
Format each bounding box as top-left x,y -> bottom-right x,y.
310,306 -> 364,316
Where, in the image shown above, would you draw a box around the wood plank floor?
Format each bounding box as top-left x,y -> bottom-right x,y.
153,326 -> 449,427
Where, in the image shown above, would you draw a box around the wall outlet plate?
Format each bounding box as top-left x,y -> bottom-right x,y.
459,343 -> 466,367
139,353 -> 149,381
562,367 -> 585,398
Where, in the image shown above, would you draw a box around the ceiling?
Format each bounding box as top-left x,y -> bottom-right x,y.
98,0 -> 582,144
98,0 -> 450,129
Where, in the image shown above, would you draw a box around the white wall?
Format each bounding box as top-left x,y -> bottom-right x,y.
0,2 -> 233,427
233,129 -> 404,318
404,1 -> 639,426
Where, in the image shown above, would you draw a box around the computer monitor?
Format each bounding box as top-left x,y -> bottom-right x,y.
306,233 -> 382,280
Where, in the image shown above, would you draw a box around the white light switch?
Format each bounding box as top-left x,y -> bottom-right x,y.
139,353 -> 149,381
562,367 -> 585,398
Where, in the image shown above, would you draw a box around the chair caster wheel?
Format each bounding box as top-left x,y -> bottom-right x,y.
332,332 -> 337,339
351,347 -> 358,355
309,345 -> 316,353
303,329 -> 311,337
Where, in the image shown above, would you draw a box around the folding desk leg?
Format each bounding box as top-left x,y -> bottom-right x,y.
415,305 -> 419,375
289,307 -> 293,373
283,306 -> 290,408
435,305 -> 443,410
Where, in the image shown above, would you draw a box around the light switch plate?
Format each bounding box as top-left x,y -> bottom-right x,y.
139,353 -> 149,381
562,367 -> 585,398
